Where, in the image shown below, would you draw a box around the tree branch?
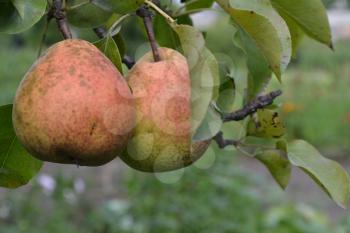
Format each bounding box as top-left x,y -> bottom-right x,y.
52,0 -> 72,39
222,90 -> 282,122
213,90 -> 282,149
213,132 -> 239,149
122,55 -> 136,69
137,6 -> 161,62
93,27 -> 106,38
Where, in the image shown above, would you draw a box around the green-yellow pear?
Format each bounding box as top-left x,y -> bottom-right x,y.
120,48 -> 209,172
13,39 -> 136,166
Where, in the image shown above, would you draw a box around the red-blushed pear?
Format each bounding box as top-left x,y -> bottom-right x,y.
120,48 -> 210,172
13,39 -> 136,166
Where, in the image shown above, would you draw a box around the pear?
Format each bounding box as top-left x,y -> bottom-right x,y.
120,48 -> 209,172
13,39 -> 136,166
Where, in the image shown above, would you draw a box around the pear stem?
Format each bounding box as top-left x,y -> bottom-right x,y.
52,0 -> 72,39
137,6 -> 161,62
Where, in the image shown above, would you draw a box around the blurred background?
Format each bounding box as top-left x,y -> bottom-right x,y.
1,0 -> 350,232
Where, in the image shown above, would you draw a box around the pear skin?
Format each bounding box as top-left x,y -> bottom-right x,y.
13,39 -> 136,166
121,48 -> 208,172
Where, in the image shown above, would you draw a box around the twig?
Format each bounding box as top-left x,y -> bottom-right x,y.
213,132 -> 239,149
93,27 -> 106,38
53,0 -> 72,39
122,56 -> 136,69
213,132 -> 264,157
222,90 -> 282,122
137,6 -> 161,62
93,27 -> 136,69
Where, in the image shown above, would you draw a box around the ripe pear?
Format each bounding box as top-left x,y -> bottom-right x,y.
120,48 -> 209,172
13,39 -> 136,166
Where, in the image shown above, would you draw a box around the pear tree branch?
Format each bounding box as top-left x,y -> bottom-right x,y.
93,27 -> 106,39
214,132 -> 239,149
214,90 -> 283,148
122,56 -> 136,69
52,0 -> 72,39
222,90 -> 282,122
136,6 -> 161,62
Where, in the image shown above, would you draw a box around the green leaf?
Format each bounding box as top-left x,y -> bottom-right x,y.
288,140 -> 350,208
271,0 -> 332,48
193,104 -> 223,141
154,14 -> 182,50
278,11 -> 305,57
247,109 -> 285,138
172,24 -> 220,137
0,0 -> 47,34
11,0 -> 25,19
276,139 -> 287,152
106,0 -> 144,14
104,13 -> 121,28
113,33 -> 126,58
91,0 -> 114,11
176,15 -> 194,26
94,35 -> 123,73
186,0 -> 214,11
0,105 -> 43,189
67,0 -> 113,28
216,0 -> 291,79
233,27 -> 272,100
256,149 -> 291,189
216,77 -> 235,113
215,52 -> 236,112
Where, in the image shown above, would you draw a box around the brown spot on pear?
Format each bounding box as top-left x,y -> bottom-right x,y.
12,39 -> 136,166
120,48 -> 210,172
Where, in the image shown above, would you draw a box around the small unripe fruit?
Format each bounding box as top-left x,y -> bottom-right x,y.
13,39 -> 136,166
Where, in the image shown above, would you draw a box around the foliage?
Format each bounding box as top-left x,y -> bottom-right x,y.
0,0 -> 349,209
0,0 -> 47,34
0,105 -> 43,188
